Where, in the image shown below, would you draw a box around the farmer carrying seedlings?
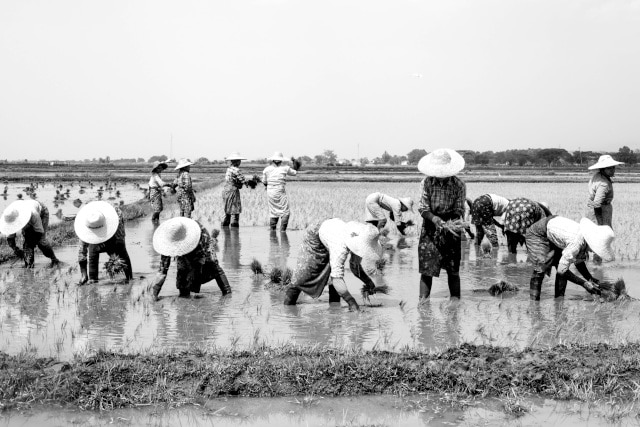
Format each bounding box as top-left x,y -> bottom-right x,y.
364,192 -> 414,235
262,151 -> 300,231
148,160 -> 172,224
502,198 -> 552,254
75,201 -> 132,284
173,158 -> 196,218
469,194 -> 510,247
586,154 -> 623,263
150,217 -> 231,300
416,148 -> 466,299
526,216 -> 615,300
222,152 -> 248,228
0,199 -> 60,268
283,219 -> 382,311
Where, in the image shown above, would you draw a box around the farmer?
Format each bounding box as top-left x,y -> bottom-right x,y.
173,158 -> 196,218
502,198 -> 552,254
75,201 -> 132,284
148,160 -> 171,223
0,199 -> 60,267
526,216 -> 614,300
469,194 -> 510,247
586,155 -> 623,262
416,148 -> 466,299
222,152 -> 247,228
283,219 -> 382,311
364,192 -> 414,235
262,151 -> 300,231
150,217 -> 231,300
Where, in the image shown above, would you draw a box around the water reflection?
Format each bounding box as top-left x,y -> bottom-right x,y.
222,228 -> 242,270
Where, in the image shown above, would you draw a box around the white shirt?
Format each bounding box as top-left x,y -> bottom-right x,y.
546,216 -> 588,274
318,218 -> 351,279
489,194 -> 510,216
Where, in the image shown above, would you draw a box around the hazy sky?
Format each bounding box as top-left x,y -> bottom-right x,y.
1,0 -> 639,161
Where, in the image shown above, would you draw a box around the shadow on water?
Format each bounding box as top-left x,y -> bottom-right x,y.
2,218 -> 640,359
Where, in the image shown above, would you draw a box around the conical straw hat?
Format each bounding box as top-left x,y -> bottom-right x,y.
344,221 -> 383,274
174,158 -> 194,170
579,218 -> 615,262
226,152 -> 247,161
153,217 -> 202,256
74,201 -> 120,244
268,151 -> 286,161
417,148 -> 465,177
588,155 -> 624,170
0,200 -> 32,235
399,197 -> 414,213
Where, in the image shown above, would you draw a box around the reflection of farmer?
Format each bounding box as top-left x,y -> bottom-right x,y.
526,216 -> 614,300
173,158 -> 196,218
151,217 -> 231,300
469,194 -> 509,247
222,152 -> 247,228
0,200 -> 59,267
502,198 -> 551,254
148,161 -> 171,223
262,151 -> 299,231
283,219 -> 382,311
76,201 -> 132,284
417,149 -> 466,299
586,155 -> 623,262
364,192 -> 414,235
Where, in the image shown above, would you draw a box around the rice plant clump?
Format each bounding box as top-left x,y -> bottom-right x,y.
488,280 -> 519,296
598,278 -> 631,301
250,258 -> 263,275
265,266 -> 293,290
104,255 -> 127,279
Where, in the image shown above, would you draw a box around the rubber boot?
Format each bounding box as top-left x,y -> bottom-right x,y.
506,232 -> 518,254
328,284 -> 341,303
151,212 -> 160,223
269,217 -> 278,231
222,214 -> 231,227
78,260 -> 89,285
230,214 -> 240,228
283,287 -> 302,305
529,271 -> 545,301
342,292 -> 360,311
213,261 -> 232,295
39,243 -> 59,267
554,275 -> 568,298
178,289 -> 191,298
280,214 -> 290,231
447,273 -> 461,299
419,274 -> 433,299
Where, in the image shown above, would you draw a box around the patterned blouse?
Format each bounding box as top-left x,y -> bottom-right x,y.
225,166 -> 246,189
174,171 -> 193,192
78,206 -> 126,262
546,216 -> 588,274
587,171 -> 613,208
418,176 -> 466,219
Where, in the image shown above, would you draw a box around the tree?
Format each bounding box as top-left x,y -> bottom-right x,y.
381,151 -> 392,164
406,149 -> 427,165
148,155 -> 168,163
314,154 -> 327,165
537,148 -> 571,166
298,155 -> 312,163
196,157 -> 210,164
323,150 -> 337,164
617,146 -> 637,164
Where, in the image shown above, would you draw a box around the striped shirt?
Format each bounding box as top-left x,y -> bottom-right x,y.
587,171 -> 613,208
318,218 -> 351,279
418,176 -> 466,219
546,216 -> 588,274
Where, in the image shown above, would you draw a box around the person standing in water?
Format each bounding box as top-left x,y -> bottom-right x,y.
262,151 -> 300,231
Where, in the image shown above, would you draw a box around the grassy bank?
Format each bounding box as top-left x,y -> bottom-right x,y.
1,343 -> 640,411
0,179 -> 222,264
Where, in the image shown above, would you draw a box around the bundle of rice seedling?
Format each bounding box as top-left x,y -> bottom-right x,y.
597,278 -> 631,301
488,280 -> 519,296
245,175 -> 261,189
265,266 -> 293,290
250,258 -> 263,275
375,257 -> 387,272
291,157 -> 302,171
104,255 -> 127,279
210,228 -> 220,239
361,284 -> 391,298
435,219 -> 471,245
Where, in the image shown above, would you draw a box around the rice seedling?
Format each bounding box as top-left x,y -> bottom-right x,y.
250,258 -> 263,275
598,278 -> 631,301
487,281 -> 519,296
265,266 -> 293,290
104,255 -> 127,279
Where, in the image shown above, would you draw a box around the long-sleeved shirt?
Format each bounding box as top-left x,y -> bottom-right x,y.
489,194 -> 510,216
546,216 -> 588,274
225,166 -> 246,189
174,171 -> 193,192
366,192 -> 404,225
148,173 -> 167,189
78,206 -> 126,262
262,165 -> 297,188
418,176 -> 466,219
318,218 -> 351,279
587,171 -> 614,208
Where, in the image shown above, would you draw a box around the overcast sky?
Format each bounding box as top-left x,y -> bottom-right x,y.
1,0 -> 639,161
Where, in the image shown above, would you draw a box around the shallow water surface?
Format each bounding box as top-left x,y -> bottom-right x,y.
1,215 -> 639,360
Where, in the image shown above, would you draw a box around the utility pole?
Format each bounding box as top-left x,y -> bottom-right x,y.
170,133 -> 173,160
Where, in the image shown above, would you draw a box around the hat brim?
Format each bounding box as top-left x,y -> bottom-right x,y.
152,163 -> 168,172
399,198 -> 414,213
0,201 -> 32,236
588,160 -> 624,170
418,149 -> 465,177
153,217 -> 202,256
580,218 -> 615,262
269,157 -> 287,162
226,157 -> 247,161
74,201 -> 120,244
344,222 -> 383,274
175,161 -> 194,170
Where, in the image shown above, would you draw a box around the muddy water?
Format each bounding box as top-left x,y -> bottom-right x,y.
0,182 -> 146,225
0,395 -> 635,426
1,215 -> 640,360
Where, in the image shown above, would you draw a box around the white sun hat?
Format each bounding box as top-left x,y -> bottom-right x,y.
268,151 -> 287,162
153,217 -> 202,257
579,217 -> 615,262
588,155 -> 624,170
225,152 -> 247,161
399,197 -> 414,213
0,200 -> 33,236
74,201 -> 120,244
344,221 -> 383,273
417,148 -> 465,177
174,158 -> 194,170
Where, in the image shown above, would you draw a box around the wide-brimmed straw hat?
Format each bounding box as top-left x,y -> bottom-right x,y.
417,148 -> 465,177
153,217 -> 202,257
151,161 -> 168,172
268,151 -> 286,162
579,218 -> 615,262
226,152 -> 247,161
344,221 -> 383,272
588,155 -> 624,170
174,158 -> 194,170
399,197 -> 414,213
74,201 -> 120,244
0,201 -> 32,235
